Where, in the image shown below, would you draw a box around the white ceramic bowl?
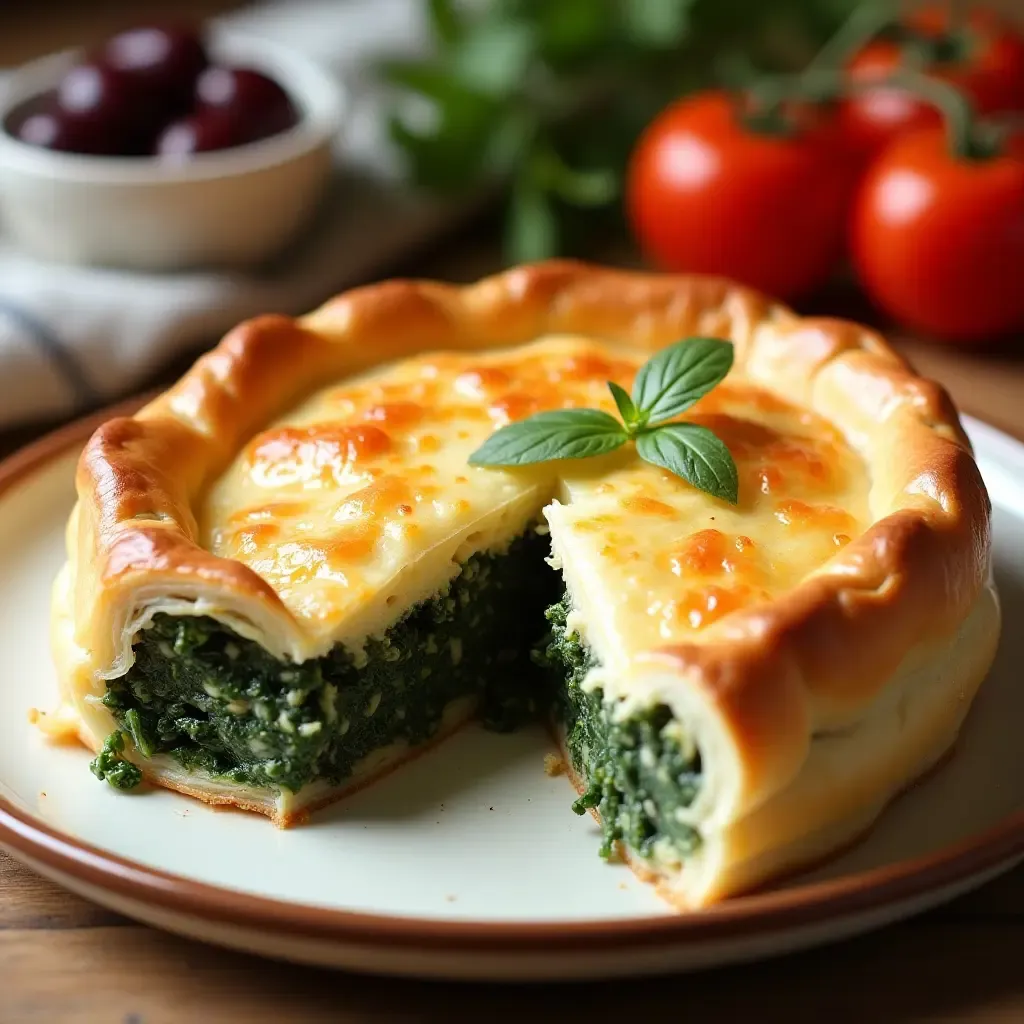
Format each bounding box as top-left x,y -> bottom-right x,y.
0,31 -> 345,271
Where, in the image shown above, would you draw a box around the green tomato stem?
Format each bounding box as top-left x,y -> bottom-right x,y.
805,0 -> 971,76
740,67 -> 998,162
805,0 -> 898,75
947,0 -> 966,42
880,70 -> 998,161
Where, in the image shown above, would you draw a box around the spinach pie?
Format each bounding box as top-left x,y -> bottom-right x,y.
49,261 -> 1000,908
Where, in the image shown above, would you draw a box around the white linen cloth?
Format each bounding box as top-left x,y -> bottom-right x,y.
0,0 -> 469,429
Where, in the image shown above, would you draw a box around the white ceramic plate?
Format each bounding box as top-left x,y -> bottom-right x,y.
1,411 -> 1023,981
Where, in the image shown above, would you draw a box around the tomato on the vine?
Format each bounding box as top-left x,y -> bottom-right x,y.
626,91 -> 857,303
842,5 -> 1024,158
851,127 -> 1024,342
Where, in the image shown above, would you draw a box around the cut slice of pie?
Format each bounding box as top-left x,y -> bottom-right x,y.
49,261 -> 1000,908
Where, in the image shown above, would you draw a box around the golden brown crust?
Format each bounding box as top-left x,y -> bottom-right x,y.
58,259 -> 996,886
75,261 -> 985,652
66,262 -> 785,669
644,325 -> 991,798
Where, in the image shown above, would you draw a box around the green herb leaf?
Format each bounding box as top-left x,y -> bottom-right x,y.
384,62 -> 499,192
467,335 -> 740,501
380,0 -> 858,264
452,20 -> 536,98
619,0 -> 694,49
631,337 -> 733,424
505,178 -> 559,263
427,0 -> 463,46
541,155 -> 619,207
469,409 -> 627,466
537,0 -> 610,65
608,381 -> 641,430
484,110 -> 540,177
635,424 -> 738,504
387,118 -> 473,191
382,59 -> 484,110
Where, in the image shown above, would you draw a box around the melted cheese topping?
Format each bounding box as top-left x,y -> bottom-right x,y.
548,379 -> 869,665
200,335 -> 870,655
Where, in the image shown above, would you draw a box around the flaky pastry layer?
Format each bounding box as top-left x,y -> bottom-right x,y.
49,260 -> 999,906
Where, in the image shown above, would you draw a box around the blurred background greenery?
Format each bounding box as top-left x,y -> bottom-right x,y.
383,0 -> 863,263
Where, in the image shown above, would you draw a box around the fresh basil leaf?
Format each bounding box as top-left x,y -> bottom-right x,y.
546,159 -> 618,207
631,337 -> 733,424
484,110 -> 539,177
619,0 -> 694,49
388,118 -> 479,191
635,424 -> 738,504
537,0 -> 610,66
452,20 -> 536,98
607,381 -> 640,429
384,63 -> 499,191
516,146 -> 618,220
505,178 -> 559,263
381,59 -> 477,106
428,0 -> 463,47
469,410 -> 627,466
380,0 -> 858,264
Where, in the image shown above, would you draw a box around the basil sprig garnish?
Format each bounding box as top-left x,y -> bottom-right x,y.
468,337 -> 739,504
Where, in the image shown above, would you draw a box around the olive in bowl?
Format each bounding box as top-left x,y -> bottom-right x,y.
155,67 -> 299,159
7,24 -> 301,160
0,28 -> 343,270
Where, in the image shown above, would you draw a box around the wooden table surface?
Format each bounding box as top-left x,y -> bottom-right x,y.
3,4 -> 1024,1022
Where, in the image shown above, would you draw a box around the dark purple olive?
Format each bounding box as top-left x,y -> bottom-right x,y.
100,25 -> 207,114
153,111 -> 246,160
55,62 -> 150,153
194,66 -> 298,143
6,92 -> 119,154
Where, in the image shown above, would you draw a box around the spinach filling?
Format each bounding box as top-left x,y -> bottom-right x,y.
95,531 -> 558,795
89,730 -> 143,790
535,595 -> 703,862
92,532 -> 703,865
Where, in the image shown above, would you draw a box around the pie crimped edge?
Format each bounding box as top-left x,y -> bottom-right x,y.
48,259 -> 1000,908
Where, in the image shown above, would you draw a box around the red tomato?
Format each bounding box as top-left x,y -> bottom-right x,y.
626,91 -> 857,302
842,6 -> 1024,157
851,128 -> 1024,342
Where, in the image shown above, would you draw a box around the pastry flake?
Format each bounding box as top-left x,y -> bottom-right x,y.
50,261 -> 1000,907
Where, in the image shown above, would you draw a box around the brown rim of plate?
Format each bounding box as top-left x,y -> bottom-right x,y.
1,397 -> 1022,956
